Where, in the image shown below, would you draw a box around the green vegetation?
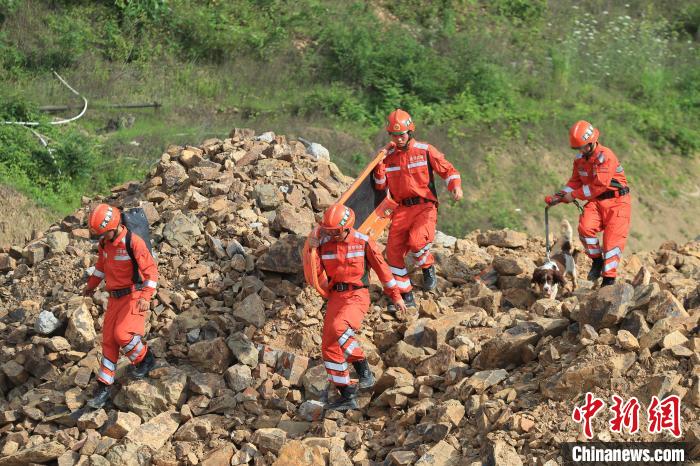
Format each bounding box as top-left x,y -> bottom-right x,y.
1,0 -> 698,241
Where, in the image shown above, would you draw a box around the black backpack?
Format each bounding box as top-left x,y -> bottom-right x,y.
121,207 -> 154,286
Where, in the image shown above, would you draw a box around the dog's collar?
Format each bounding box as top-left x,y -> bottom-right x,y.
542,261 -> 559,271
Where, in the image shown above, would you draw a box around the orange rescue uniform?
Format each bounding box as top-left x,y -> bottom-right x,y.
373,139 -> 461,292
561,144 -> 631,278
85,227 -> 158,385
315,229 -> 400,386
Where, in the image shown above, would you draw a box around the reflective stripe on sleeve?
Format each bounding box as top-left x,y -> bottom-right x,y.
144,280 -> 157,289
92,269 -> 105,278
445,174 -> 460,185
353,231 -> 369,242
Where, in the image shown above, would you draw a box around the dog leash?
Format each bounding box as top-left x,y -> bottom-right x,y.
545,205 -> 552,262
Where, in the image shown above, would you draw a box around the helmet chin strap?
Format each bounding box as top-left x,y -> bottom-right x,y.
582,142 -> 597,158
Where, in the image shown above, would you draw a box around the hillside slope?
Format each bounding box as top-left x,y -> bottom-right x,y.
1,0 -> 698,251
0,130 -> 698,465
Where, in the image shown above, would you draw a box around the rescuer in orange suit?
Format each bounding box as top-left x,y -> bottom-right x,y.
309,204 -> 407,411
82,204 -> 159,408
373,109 -> 463,310
545,121 -> 631,286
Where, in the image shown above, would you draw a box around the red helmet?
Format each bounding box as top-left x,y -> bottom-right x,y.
386,109 -> 415,134
320,204 -> 355,235
569,120 -> 599,149
88,204 -> 121,235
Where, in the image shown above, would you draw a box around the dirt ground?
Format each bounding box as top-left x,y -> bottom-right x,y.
0,184 -> 54,247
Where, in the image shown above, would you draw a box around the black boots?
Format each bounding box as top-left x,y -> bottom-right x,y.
422,265 -> 437,291
87,381 -> 111,409
326,384 -> 358,412
388,291 -> 417,313
601,276 -> 616,287
588,257 -> 604,281
352,359 -> 376,390
129,348 -> 155,379
402,291 -> 416,308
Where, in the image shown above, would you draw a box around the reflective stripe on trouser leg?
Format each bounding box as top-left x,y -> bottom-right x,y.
324,360 -> 350,386
97,356 -> 117,385
603,246 -> 622,277
322,290 -> 369,387
580,236 -> 602,258
122,334 -> 147,364
601,199 -> 631,278
338,329 -> 364,362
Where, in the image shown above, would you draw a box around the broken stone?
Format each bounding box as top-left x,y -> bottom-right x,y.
572,282 -> 634,329
34,310 -> 61,335
225,364 -> 253,392
65,303 -> 96,352
188,337 -> 232,374
616,330 -> 640,351
251,428 -> 287,454
102,411 -> 142,439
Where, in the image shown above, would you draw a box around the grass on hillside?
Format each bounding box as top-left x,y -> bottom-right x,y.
0,0 -> 698,245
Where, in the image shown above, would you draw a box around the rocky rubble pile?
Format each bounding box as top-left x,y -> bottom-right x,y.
0,128 -> 698,465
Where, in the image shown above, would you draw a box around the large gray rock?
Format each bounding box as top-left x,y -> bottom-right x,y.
486,439 -> 523,466
254,184 -> 283,211
226,332 -> 259,366
65,303 -> 96,351
273,205 -> 314,236
34,310 -> 61,335
225,364 -> 253,392
301,364 -> 328,400
46,231 -> 70,253
117,380 -> 170,420
477,229 -> 527,248
540,345 -> 636,400
646,290 -> 689,323
161,161 -> 188,190
162,211 -> 201,248
0,441 -> 66,466
572,283 -> 634,329
257,234 -> 305,274
189,337 -> 233,374
124,410 -> 180,451
233,293 -> 266,328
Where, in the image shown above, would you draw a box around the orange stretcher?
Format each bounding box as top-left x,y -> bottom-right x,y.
303,146 -> 399,297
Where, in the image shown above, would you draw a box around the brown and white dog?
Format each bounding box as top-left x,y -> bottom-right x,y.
531,219 -> 579,299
